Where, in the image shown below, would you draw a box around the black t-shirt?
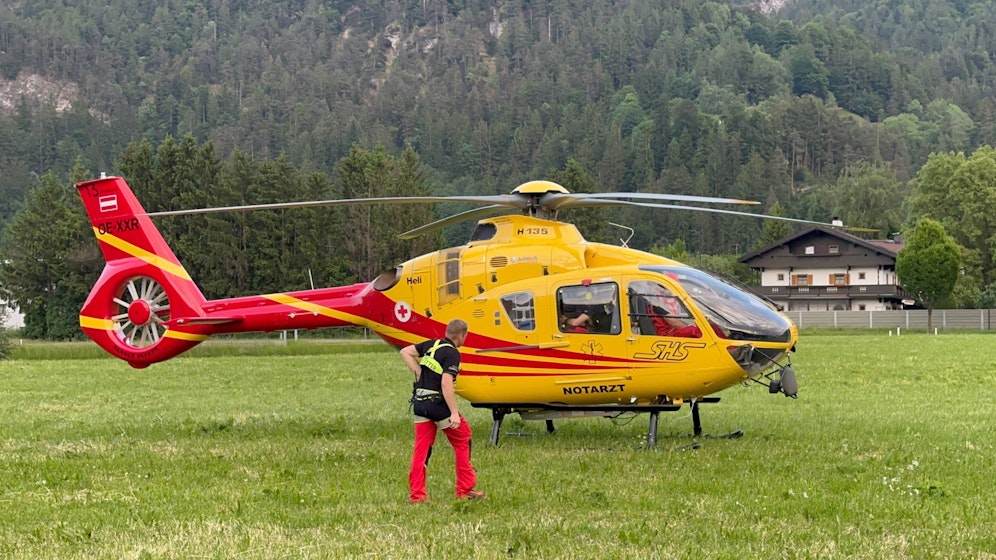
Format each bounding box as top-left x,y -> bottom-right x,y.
414,337 -> 461,392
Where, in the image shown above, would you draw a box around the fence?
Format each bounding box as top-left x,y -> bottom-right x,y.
788,309 -> 996,331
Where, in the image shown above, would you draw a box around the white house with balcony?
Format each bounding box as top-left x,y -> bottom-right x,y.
739,225 -> 908,312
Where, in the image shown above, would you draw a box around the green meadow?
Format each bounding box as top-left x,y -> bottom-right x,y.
1,334 -> 993,559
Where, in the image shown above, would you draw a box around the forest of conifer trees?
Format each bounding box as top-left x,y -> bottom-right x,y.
3,0 -> 996,338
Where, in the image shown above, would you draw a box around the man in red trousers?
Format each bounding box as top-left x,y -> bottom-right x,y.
400,318 -> 484,503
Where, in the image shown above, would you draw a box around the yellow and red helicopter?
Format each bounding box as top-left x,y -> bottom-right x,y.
76,176 -> 816,447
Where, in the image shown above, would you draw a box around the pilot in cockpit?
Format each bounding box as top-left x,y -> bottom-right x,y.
629,280 -> 713,338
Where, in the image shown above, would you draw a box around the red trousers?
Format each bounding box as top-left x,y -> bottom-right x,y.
409,415 -> 477,502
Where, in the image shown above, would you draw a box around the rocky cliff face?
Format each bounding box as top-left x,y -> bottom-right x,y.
754,0 -> 790,14
0,72 -> 77,114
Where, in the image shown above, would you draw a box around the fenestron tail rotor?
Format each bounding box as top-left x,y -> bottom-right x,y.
111,276 -> 172,348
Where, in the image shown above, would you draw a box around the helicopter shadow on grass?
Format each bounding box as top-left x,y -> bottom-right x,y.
492,413 -> 738,453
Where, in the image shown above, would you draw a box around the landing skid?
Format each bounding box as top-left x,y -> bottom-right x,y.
473,398 -> 727,449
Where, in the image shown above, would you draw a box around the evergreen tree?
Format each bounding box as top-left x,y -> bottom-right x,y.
0,170 -> 99,339
827,163 -> 909,236
333,145 -> 439,282
548,158 -> 605,243
755,201 -> 793,249
6,0 -> 996,312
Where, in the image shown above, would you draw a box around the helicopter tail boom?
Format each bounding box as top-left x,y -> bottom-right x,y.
77,177 -> 377,368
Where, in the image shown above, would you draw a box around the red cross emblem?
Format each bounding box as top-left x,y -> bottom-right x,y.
394,301 -> 413,322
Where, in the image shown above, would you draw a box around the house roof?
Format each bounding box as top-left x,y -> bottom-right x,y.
739,225 -> 903,265
868,239 -> 905,253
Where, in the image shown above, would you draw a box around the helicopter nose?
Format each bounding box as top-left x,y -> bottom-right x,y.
727,345 -> 791,376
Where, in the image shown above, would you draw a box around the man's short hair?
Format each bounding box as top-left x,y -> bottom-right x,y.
446,318 -> 469,339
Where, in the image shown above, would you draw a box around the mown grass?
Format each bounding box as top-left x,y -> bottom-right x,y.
0,334 -> 993,559
8,336 -> 393,361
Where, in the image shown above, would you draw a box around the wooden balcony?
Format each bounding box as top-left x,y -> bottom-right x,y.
751,284 -> 909,300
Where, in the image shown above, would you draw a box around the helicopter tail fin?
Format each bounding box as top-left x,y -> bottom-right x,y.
76,176 -> 218,368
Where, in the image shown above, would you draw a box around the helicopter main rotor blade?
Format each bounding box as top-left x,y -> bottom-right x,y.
146,194 -> 529,217
404,198 -> 832,239
397,197 -> 641,239
539,192 -> 760,211
587,199 -> 849,228
398,205 -> 511,240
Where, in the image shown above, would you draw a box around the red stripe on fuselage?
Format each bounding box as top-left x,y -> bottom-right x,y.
378,332 -> 646,376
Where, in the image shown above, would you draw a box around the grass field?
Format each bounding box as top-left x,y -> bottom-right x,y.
1,333 -> 993,559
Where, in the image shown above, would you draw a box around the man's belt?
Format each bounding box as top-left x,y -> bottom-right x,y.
411,388 -> 442,403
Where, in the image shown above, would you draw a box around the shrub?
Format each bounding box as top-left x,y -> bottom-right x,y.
0,308 -> 12,360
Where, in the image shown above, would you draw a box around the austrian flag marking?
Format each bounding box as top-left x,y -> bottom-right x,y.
99,195 -> 118,213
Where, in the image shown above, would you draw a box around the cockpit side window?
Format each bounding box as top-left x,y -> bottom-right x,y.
500,291 -> 535,331
627,280 -> 701,338
652,266 -> 790,341
556,282 -> 620,334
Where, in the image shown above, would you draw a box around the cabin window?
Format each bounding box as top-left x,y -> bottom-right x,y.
805,245 -> 815,255
557,282 -> 620,335
776,273 -> 785,281
858,272 -> 866,280
829,244 -> 839,254
500,291 -> 535,331
436,249 -> 462,306
832,273 -> 848,286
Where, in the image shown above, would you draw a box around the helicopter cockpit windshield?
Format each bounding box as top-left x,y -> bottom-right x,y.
647,266 -> 793,343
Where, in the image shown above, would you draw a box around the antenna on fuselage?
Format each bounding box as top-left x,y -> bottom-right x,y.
609,222 -> 634,248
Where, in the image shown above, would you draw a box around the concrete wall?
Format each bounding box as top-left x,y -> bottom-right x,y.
787,309 -> 996,330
